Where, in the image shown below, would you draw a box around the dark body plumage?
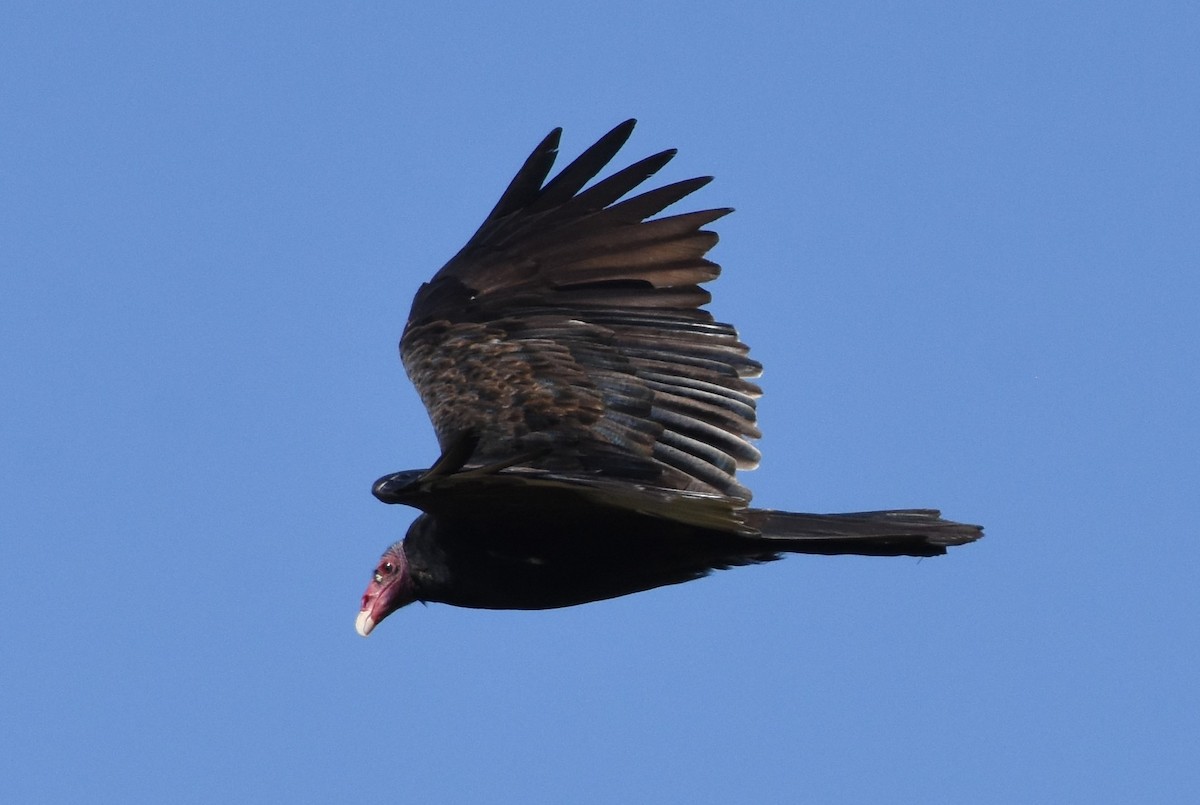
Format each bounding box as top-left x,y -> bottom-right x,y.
356,121 -> 982,636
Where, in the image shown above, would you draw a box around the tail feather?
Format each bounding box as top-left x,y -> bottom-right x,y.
744,508 -> 983,558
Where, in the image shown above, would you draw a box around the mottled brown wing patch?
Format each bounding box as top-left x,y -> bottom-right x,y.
399,121 -> 764,498
402,319 -> 607,454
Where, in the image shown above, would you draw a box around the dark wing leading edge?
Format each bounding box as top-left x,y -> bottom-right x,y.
400,120 -> 763,499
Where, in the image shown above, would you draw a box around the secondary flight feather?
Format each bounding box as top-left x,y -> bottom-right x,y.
356,120 -> 982,636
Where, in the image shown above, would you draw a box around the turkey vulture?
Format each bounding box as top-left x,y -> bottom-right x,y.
356,120 -> 981,637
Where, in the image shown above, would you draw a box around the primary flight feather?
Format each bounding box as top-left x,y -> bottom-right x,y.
356,120 -> 982,636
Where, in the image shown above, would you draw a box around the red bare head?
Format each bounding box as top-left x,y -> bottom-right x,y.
355,541 -> 416,637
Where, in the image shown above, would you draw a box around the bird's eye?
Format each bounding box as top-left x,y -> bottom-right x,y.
374,561 -> 397,583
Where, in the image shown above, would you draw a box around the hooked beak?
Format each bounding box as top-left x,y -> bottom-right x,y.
356,585 -> 393,637
355,607 -> 378,637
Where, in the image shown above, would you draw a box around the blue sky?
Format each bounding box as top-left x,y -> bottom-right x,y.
3,2 -> 1197,802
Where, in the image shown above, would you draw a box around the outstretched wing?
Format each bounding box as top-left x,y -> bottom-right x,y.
400,120 -> 762,498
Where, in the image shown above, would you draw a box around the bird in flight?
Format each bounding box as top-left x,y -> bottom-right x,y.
356,120 -> 981,637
